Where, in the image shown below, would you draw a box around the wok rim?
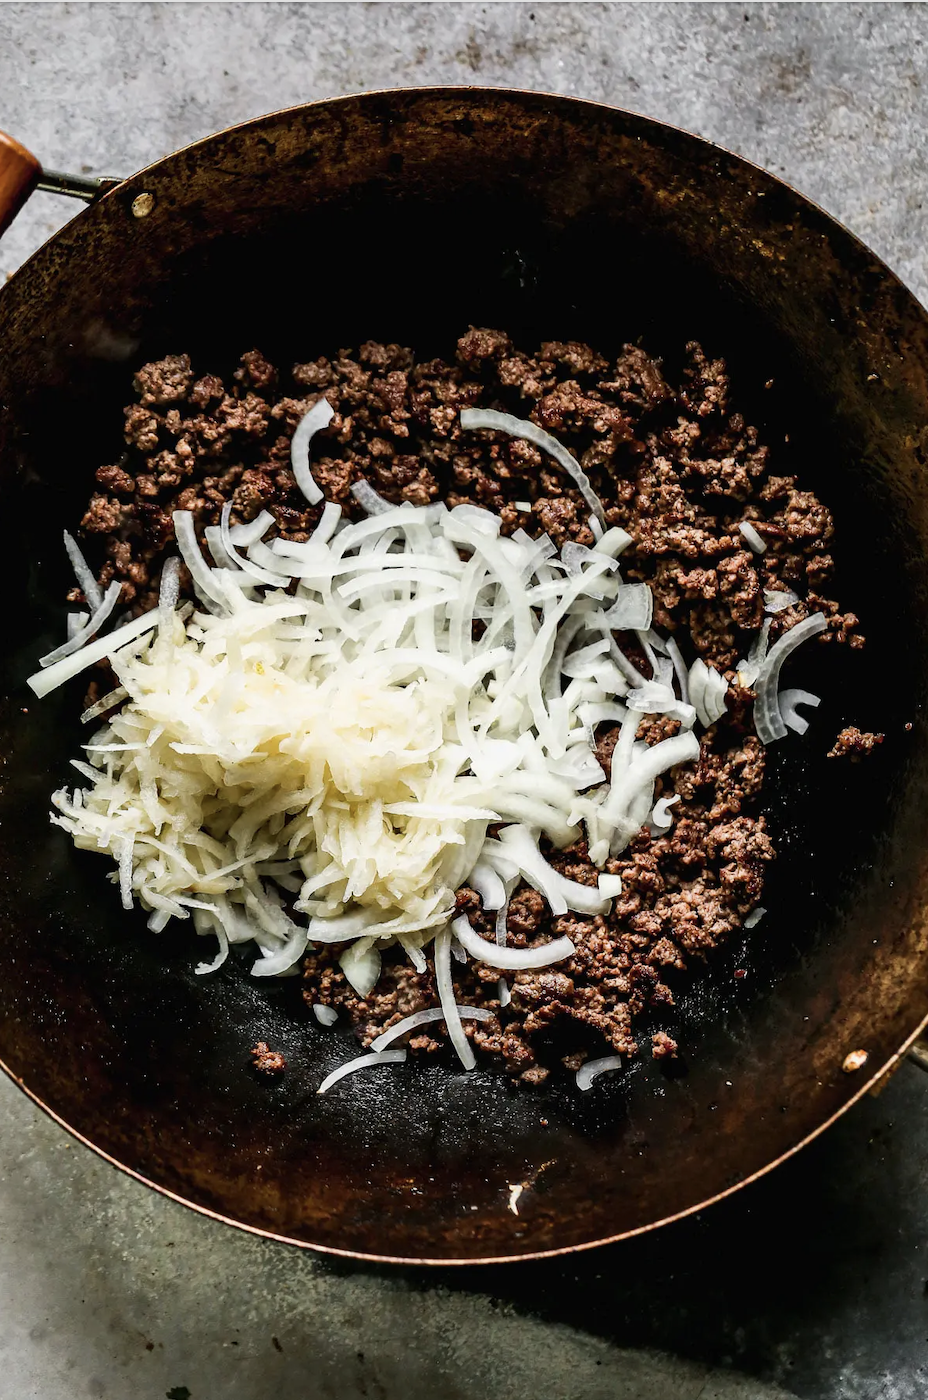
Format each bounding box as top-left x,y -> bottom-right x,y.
3,83 -> 927,1266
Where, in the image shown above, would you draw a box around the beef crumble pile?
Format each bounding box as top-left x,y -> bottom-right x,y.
76,330 -> 863,1084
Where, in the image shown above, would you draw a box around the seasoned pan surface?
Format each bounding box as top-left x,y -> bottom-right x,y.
1,89 -> 927,1262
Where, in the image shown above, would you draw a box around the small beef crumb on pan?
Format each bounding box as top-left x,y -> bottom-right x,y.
828,726 -> 884,760
251,1042 -> 286,1075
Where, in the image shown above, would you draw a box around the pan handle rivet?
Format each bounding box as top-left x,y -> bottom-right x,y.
131,192 -> 155,219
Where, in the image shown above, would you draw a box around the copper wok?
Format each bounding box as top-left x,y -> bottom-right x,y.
1,89 -> 927,1265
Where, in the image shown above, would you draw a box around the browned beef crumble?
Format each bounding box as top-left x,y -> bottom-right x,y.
251,1041 -> 286,1074
74,331 -> 864,1083
827,726 -> 884,760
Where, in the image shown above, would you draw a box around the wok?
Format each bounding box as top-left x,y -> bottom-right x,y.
0,89 -> 927,1265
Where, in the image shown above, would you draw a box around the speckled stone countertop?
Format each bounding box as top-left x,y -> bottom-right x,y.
2,6 -> 928,1398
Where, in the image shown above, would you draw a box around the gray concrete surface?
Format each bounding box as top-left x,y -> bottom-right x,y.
2,3 -> 928,304
0,1075 -> 796,1400
2,4 -> 928,1398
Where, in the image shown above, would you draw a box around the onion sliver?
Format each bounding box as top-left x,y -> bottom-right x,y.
228,509 -> 275,546
219,502 -> 282,585
435,924 -> 475,1069
80,687 -> 129,724
39,579 -> 123,667
313,1003 -> 339,1026
754,612 -> 826,744
371,1004 -> 494,1052
738,520 -> 767,554
27,607 -> 159,698
317,1048 -> 406,1095
67,611 -> 89,640
173,510 -> 226,606
689,658 -> 728,726
665,636 -> 690,704
351,479 -> 393,515
576,1055 -> 622,1090
251,923 -> 309,977
603,583 -> 653,632
651,794 -> 680,830
764,587 -> 799,614
452,914 -> 574,970
291,397 -> 334,506
63,528 -> 103,611
779,687 -> 821,736
460,408 -> 605,525
339,939 -> 382,996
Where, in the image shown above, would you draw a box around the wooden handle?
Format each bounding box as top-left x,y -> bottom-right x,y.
0,130 -> 40,238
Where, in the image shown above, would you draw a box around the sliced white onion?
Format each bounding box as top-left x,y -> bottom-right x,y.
603,583 -> 653,633
738,520 -> 767,554
651,794 -> 680,831
779,687 -> 821,736
665,636 -> 690,704
576,1055 -> 622,1090
194,923 -> 230,975
744,906 -> 766,929
27,607 -> 160,699
451,914 -> 574,970
250,922 -> 309,977
562,541 -> 615,577
689,658 -> 728,726
592,728 -> 701,862
79,687 -> 128,725
435,924 -> 475,1069
63,529 -> 103,611
754,612 -> 826,744
219,502 -> 282,585
39,580 -> 123,667
491,825 -> 614,915
228,509 -> 275,546
498,978 -> 511,1007
592,526 -> 633,559
737,619 -> 772,688
67,611 -> 89,640
370,1004 -> 494,1052
313,500 -> 343,544
313,1003 -> 339,1026
468,862 -> 508,911
350,479 -> 393,515
451,502 -> 502,537
495,897 -> 511,948
339,938 -> 382,997
291,397 -> 335,506
764,587 -> 799,614
460,408 -> 605,524
317,1048 -> 406,1095
159,554 -> 181,613
173,510 -> 226,606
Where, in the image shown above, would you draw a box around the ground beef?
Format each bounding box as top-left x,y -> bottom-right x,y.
73,330 -> 865,1082
828,726 -> 884,760
251,1042 -> 286,1074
